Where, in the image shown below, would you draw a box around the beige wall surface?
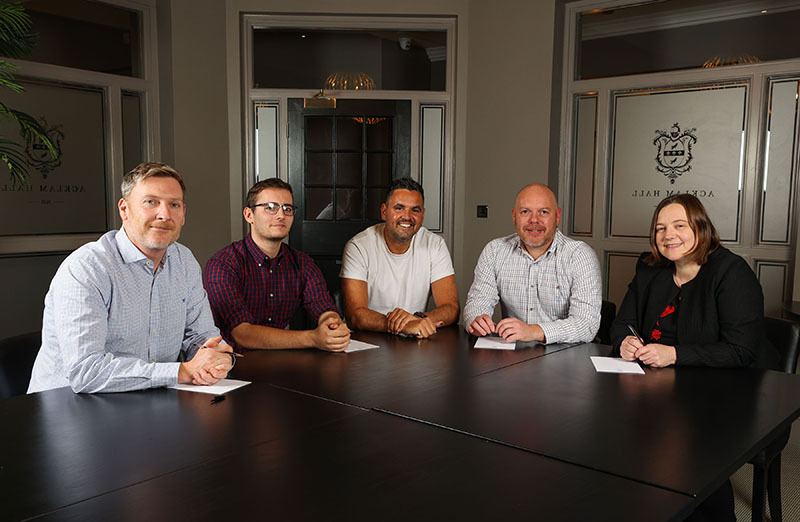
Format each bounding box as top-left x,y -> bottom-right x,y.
459,0 -> 556,309
159,0 -> 559,305
159,0 -> 232,266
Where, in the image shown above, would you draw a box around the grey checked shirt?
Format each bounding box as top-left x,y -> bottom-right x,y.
463,230 -> 602,344
28,227 -> 219,393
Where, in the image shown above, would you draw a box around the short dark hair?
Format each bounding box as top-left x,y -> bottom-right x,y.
245,178 -> 293,208
646,193 -> 720,266
121,162 -> 186,199
386,177 -> 424,203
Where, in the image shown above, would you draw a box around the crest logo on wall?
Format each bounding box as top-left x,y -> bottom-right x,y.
653,122 -> 697,183
22,117 -> 64,178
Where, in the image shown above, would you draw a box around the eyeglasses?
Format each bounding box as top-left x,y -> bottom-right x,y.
250,202 -> 297,216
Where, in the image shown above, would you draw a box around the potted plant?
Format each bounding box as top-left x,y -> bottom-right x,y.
0,1 -> 58,186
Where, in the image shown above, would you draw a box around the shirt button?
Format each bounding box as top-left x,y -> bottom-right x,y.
152,357 -> 156,361
269,293 -> 274,297
153,330 -> 158,334
268,317 -> 272,321
269,270 -> 273,274
529,308 -> 534,311
258,263 -> 262,267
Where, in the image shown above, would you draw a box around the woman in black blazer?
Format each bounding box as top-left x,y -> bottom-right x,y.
610,194 -> 778,522
611,194 -> 778,369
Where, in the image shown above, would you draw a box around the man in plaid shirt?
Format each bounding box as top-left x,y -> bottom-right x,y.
463,184 -> 601,344
203,179 -> 350,352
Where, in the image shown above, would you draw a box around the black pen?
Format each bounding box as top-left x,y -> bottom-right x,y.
211,395 -> 226,404
627,324 -> 645,345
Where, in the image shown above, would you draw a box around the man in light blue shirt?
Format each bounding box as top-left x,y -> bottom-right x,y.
28,162 -> 233,393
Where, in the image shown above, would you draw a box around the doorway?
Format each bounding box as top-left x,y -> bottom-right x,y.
287,98 -> 411,296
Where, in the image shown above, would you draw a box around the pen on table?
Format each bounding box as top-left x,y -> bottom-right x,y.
211,395 -> 226,404
627,324 -> 645,345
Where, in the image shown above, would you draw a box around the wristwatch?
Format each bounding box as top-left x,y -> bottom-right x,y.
414,312 -> 427,318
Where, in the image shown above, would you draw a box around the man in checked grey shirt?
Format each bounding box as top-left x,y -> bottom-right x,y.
463,184 -> 601,344
28,162 -> 233,393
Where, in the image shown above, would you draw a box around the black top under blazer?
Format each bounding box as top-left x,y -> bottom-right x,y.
610,247 -> 779,369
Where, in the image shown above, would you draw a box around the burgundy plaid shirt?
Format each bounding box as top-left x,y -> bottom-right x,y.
203,236 -> 338,346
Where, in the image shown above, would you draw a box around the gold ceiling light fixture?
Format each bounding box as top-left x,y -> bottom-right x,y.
324,72 -> 376,91
702,54 -> 761,68
351,116 -> 386,125
323,72 -> 386,125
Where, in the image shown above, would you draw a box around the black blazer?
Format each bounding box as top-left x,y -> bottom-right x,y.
610,247 -> 779,369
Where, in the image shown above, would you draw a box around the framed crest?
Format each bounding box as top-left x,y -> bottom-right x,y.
608,82 -> 748,241
0,79 -> 107,237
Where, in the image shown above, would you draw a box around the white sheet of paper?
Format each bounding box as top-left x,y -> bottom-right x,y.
474,336 -> 516,350
170,378 -> 251,395
590,357 -> 645,374
345,339 -> 380,353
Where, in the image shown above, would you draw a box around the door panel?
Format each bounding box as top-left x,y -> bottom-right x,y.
287,98 -> 411,296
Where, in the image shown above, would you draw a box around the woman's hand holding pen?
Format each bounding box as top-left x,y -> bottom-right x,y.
620,335 -> 644,361
636,343 -> 677,367
620,326 -> 677,367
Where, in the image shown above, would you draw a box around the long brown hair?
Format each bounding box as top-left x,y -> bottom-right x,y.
645,194 -> 720,266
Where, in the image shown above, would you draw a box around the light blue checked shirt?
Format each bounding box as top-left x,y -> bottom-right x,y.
28,227 -> 219,393
463,230 -> 602,344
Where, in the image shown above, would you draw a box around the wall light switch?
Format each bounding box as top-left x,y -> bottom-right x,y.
477,205 -> 488,218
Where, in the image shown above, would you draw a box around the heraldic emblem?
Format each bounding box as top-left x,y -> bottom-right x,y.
653,122 -> 697,183
22,116 -> 64,178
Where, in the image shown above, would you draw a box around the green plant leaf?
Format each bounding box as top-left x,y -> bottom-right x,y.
0,141 -> 30,186
0,2 -> 34,58
0,1 -> 43,186
10,108 -> 58,158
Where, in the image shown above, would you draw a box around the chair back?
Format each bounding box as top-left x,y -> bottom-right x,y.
332,288 -> 344,314
596,300 -> 617,345
0,331 -> 41,398
763,316 -> 800,374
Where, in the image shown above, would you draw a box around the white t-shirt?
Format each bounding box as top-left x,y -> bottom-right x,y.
340,224 -> 455,315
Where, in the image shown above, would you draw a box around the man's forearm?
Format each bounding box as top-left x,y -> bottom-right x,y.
68,354 -> 180,393
231,323 -> 315,349
348,307 -> 390,333
425,303 -> 459,327
538,315 -> 597,344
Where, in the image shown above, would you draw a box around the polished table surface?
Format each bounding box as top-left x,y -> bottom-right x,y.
232,327 -> 800,502
2,382 -> 692,521
378,342 -> 800,498
231,327 -> 574,408
4,326 -> 800,521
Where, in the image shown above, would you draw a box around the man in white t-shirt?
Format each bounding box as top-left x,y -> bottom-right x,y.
340,178 -> 459,338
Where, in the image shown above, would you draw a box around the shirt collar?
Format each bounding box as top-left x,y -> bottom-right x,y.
244,234 -> 286,263
116,226 -> 170,268
516,229 -> 564,260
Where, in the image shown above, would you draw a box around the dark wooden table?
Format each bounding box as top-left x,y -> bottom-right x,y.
377,342 -> 800,499
2,381 -> 692,521
232,327 -> 800,507
231,326 -> 576,408
4,326 -> 798,521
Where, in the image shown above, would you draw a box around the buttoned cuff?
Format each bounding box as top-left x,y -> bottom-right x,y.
153,362 -> 182,387
539,323 -> 561,345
